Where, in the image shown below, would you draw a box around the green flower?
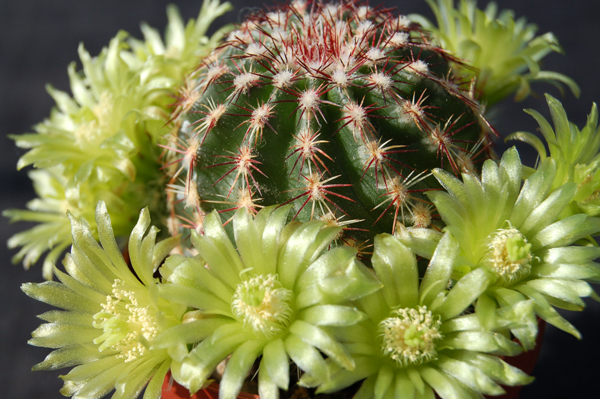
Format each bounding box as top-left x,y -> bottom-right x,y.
5,0 -> 232,279
155,206 -> 382,399
507,94 -> 600,218
402,148 -> 600,347
22,201 -> 183,399
413,0 -> 579,105
301,233 -> 533,398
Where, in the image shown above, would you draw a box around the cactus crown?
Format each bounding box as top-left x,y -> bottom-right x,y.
165,0 -> 494,249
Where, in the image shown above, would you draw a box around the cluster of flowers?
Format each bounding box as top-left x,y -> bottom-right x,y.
10,1 -> 600,399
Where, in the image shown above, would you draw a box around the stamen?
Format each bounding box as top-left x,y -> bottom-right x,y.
232,274 -> 293,338
486,227 -> 533,285
379,306 -> 442,367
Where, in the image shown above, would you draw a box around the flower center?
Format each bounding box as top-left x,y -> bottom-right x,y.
486,227 -> 533,285
232,274 -> 293,338
379,306 -> 442,367
92,280 -> 159,362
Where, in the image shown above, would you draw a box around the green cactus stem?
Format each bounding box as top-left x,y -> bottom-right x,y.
164,0 -> 495,249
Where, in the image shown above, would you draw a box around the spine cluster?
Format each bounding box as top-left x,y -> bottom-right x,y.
163,0 -> 493,247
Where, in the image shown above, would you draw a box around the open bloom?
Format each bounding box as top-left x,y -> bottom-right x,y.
5,0 -> 232,279
22,202 -> 183,399
507,94 -> 600,218
302,232 -> 533,398
402,148 -> 600,347
155,206 -> 382,399
414,0 -> 579,105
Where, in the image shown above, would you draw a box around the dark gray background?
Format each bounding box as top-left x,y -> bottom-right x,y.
1,1 -> 599,397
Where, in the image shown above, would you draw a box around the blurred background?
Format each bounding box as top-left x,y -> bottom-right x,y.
1,0 -> 599,397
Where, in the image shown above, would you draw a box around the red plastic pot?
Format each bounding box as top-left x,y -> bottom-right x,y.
161,374 -> 259,399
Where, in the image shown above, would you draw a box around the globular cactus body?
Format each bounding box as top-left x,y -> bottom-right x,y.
165,0 -> 492,245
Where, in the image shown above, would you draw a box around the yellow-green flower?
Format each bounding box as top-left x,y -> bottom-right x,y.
402,148 -> 600,348
413,0 -> 579,105
155,206 -> 382,399
301,233 -> 533,398
5,0 -> 232,279
507,94 -> 600,218
22,202 -> 183,399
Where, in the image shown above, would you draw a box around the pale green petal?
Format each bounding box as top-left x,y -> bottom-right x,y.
374,364 -> 394,399
296,246 -> 357,291
151,234 -> 180,272
354,375 -> 378,399
157,284 -> 231,316
427,191 -> 471,236
541,246 -> 600,264
284,334 -> 328,381
61,355 -> 122,383
233,208 -> 264,273
419,232 -> 460,307
290,320 -> 354,370
258,360 -> 280,399
439,331 -> 522,357
143,360 -> 171,399
434,268 -> 496,320
166,256 -> 234,301
38,310 -> 93,327
190,232 -> 241,286
394,371 -> 416,399
259,205 -> 293,276
95,201 -> 130,275
532,262 -> 600,283
278,222 -> 326,290
397,225 -> 443,259
514,285 -> 581,338
151,317 -> 232,349
449,350 -> 534,386
22,281 -> 99,313
533,214 -> 600,249
474,294 -> 496,331
525,278 -> 586,308
519,182 -> 576,237
317,258 -> 383,303
127,208 -> 154,286
432,169 -> 470,206
201,211 -> 245,273
510,158 -> 556,227
372,234 -> 418,309
300,305 -> 366,327
29,323 -> 100,349
33,345 -> 113,371
314,356 -> 380,394
113,357 -> 164,399
219,340 -> 265,399
435,355 -> 504,395
70,361 -> 129,399
175,332 -> 247,393
262,338 -> 289,390
420,366 -> 475,399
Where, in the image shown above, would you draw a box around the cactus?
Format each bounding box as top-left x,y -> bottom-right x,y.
164,0 -> 496,248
